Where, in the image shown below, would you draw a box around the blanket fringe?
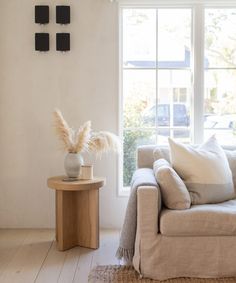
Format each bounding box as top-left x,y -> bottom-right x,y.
115,247 -> 134,264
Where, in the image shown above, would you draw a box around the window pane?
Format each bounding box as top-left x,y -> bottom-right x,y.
173,129 -> 190,143
205,9 -> 236,68
123,70 -> 156,128
204,69 -> 236,144
123,9 -> 156,68
158,70 -> 191,127
123,129 -> 156,186
158,9 -> 191,68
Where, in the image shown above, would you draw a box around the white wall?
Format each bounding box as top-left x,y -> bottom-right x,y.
0,0 -> 128,228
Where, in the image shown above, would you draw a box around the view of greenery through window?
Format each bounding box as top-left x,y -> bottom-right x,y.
122,8 -> 236,187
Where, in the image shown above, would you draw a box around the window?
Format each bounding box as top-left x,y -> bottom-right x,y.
120,3 -> 236,192
204,9 -> 236,143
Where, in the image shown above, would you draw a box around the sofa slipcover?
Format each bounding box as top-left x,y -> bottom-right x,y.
133,145 -> 236,280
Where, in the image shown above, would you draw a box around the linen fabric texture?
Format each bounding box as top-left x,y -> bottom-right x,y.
133,185 -> 236,280
153,159 -> 191,209
153,146 -> 236,193
116,168 -> 158,263
168,136 -> 235,204
160,199 -> 236,236
131,144 -> 236,280
225,150 -> 236,188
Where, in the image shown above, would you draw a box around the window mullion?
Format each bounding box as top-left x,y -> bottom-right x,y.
193,4 -> 205,143
155,8 -> 159,143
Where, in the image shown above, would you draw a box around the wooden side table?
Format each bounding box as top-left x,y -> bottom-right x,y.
47,176 -> 105,251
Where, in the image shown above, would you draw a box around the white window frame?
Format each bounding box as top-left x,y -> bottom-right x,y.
118,0 -> 236,196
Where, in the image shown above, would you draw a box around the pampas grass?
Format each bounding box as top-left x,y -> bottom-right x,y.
53,109 -> 91,153
53,109 -> 120,155
74,121 -> 91,153
53,109 -> 75,152
89,131 -> 120,156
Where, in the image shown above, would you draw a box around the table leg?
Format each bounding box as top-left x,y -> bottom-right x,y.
56,190 -> 77,251
55,193 -> 58,241
55,188 -> 99,251
76,188 -> 99,249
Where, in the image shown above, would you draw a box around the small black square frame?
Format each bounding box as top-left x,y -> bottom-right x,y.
35,5 -> 49,24
56,6 -> 70,24
35,33 -> 49,51
56,33 -> 70,51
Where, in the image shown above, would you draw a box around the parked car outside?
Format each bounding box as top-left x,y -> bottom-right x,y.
142,103 -> 190,127
204,114 -> 236,129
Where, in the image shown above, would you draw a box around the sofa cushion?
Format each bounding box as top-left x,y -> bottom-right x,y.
153,159 -> 191,210
160,199 -> 236,236
168,136 -> 235,204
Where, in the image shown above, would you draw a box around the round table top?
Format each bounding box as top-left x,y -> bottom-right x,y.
47,176 -> 106,191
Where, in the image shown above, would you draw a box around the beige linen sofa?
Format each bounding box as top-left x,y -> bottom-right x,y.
133,145 -> 236,280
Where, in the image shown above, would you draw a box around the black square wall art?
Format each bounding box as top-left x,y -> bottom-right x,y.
56,33 -> 70,51
35,5 -> 49,24
35,33 -> 49,51
56,6 -> 70,24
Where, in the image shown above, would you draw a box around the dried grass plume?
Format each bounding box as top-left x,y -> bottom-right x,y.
74,121 -> 91,153
53,109 -> 120,155
53,109 -> 91,153
89,131 -> 120,156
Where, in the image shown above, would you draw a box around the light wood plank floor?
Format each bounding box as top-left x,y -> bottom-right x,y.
0,229 -> 120,283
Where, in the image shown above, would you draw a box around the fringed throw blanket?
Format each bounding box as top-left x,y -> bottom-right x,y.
116,168 -> 158,263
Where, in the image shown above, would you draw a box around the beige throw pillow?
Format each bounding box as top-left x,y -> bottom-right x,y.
153,159 -> 191,210
153,147 -> 170,163
168,136 -> 235,205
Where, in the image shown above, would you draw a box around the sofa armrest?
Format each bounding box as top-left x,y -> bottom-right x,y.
132,168 -> 160,236
137,185 -> 161,237
133,185 -> 161,271
131,168 -> 157,189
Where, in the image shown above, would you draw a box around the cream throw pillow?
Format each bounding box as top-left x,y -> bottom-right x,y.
168,136 -> 235,205
153,159 -> 191,210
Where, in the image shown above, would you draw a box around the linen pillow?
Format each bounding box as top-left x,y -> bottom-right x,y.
153,147 -> 170,163
153,159 -> 191,210
168,136 -> 235,205
153,146 -> 236,191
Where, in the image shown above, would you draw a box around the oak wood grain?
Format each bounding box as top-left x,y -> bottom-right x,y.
47,176 -> 105,191
48,176 -> 105,251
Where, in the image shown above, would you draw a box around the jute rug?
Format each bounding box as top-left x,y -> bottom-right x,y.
88,265 -> 236,283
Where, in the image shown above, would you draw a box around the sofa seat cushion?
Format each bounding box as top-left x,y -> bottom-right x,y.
160,199 -> 236,236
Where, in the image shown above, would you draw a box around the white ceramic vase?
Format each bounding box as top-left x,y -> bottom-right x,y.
64,153 -> 84,178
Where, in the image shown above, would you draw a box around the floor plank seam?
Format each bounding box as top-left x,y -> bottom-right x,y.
34,238 -> 54,283
90,252 -> 96,270
71,249 -> 81,283
72,250 -> 84,283
57,248 -> 70,283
